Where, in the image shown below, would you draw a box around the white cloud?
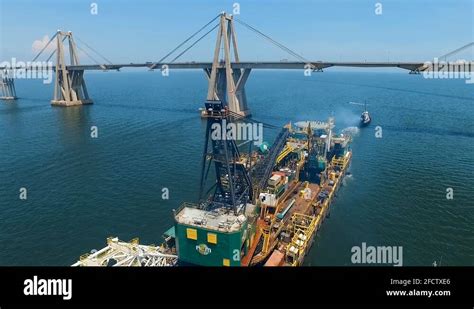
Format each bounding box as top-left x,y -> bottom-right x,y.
32,35 -> 55,54
31,34 -> 91,63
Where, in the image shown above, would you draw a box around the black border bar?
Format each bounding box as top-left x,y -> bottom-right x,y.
0,267 -> 472,306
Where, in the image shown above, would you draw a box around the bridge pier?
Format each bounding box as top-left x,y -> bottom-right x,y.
52,69 -> 92,106
203,67 -> 251,118
51,31 -> 92,106
203,13 -> 251,118
0,70 -> 17,100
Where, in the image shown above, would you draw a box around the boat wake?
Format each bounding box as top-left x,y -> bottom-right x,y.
341,126 -> 360,137
342,173 -> 353,187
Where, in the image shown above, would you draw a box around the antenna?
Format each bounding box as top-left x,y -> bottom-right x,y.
327,117 -> 333,153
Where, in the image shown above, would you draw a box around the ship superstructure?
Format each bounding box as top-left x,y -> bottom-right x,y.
74,109 -> 352,267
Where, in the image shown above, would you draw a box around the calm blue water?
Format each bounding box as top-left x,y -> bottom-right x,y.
0,70 -> 473,266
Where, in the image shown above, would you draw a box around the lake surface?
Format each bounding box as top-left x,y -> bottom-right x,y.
0,70 -> 473,266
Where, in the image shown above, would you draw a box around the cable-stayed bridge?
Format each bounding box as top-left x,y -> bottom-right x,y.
1,12 -> 472,117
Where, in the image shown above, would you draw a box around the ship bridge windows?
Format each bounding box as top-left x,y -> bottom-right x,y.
186,228 -> 197,240
207,232 -> 217,244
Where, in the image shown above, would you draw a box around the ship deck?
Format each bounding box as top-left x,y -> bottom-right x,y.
246,181 -> 321,265
266,151 -> 352,266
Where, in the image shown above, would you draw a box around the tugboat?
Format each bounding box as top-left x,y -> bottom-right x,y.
350,102 -> 371,127
360,103 -> 371,127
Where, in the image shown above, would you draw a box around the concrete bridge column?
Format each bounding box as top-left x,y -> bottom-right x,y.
232,68 -> 251,116
0,71 -> 17,100
204,67 -> 251,117
204,13 -> 251,118
52,68 -> 92,106
51,31 -> 92,106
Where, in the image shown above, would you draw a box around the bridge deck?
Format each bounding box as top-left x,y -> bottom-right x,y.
0,61 -> 427,71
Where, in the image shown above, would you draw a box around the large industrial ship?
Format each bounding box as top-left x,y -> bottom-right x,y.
73,101 -> 352,267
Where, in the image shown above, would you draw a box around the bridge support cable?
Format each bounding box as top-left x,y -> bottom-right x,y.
1,31 -> 60,101
406,42 -> 474,75
74,35 -> 114,66
439,42 -> 474,61
73,42 -> 115,72
31,32 -> 59,63
44,36 -> 67,63
235,18 -> 313,67
169,23 -> 219,63
75,44 -> 102,66
150,14 -> 221,69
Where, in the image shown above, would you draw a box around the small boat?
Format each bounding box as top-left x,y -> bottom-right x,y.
350,101 -> 371,127
360,103 -> 371,127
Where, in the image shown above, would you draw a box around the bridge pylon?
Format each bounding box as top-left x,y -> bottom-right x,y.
0,70 -> 17,100
204,12 -> 251,118
51,31 -> 92,106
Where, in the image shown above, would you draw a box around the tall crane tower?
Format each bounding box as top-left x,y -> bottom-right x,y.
199,101 -> 253,215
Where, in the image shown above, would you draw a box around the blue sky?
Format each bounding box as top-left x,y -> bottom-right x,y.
0,0 -> 473,64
